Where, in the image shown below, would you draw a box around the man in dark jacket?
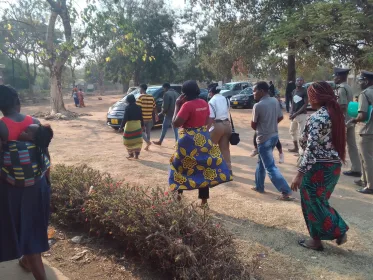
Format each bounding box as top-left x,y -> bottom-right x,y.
285,81 -> 296,113
153,83 -> 179,145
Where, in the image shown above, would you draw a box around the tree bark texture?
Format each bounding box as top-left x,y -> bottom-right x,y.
50,66 -> 66,114
287,40 -> 296,82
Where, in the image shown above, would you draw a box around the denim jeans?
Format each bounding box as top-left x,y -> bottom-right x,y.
142,120 -> 153,143
159,115 -> 178,143
255,135 -> 292,195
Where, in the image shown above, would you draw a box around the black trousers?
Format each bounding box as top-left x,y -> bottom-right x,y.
285,95 -> 291,113
253,133 -> 282,151
178,188 -> 209,199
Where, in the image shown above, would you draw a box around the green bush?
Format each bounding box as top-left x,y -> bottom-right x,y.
51,164 -> 252,280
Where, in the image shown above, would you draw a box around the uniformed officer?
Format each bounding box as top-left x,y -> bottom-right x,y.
334,67 -> 362,177
350,71 -> 373,195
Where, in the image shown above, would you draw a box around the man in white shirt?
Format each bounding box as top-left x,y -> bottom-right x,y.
208,85 -> 232,173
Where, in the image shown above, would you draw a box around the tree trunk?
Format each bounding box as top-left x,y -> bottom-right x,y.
287,40 -> 296,82
50,66 -> 66,114
133,68 -> 140,86
122,79 -> 130,93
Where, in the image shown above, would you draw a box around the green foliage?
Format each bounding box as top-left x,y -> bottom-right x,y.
51,164 -> 252,280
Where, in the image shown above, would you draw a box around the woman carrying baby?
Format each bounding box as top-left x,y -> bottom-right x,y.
0,85 -> 53,280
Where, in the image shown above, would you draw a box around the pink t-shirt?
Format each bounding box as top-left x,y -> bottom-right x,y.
177,99 -> 210,128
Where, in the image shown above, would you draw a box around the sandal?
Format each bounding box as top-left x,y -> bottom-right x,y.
298,239 -> 324,251
336,233 -> 348,246
356,187 -> 373,195
251,187 -> 265,194
18,257 -> 31,272
276,196 -> 295,201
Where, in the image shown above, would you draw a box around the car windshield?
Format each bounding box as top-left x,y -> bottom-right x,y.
221,83 -> 235,90
147,87 -> 161,95
241,88 -> 252,95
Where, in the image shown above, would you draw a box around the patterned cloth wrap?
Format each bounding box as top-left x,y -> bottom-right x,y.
301,162 -> 349,240
169,126 -> 232,191
1,141 -> 50,187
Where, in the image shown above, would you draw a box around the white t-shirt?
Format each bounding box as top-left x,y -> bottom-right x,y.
209,94 -> 229,120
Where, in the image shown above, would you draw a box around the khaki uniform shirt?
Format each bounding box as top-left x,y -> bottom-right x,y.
336,82 -> 354,121
358,85 -> 373,135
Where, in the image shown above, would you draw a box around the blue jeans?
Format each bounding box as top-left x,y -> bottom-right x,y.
255,135 -> 292,195
142,120 -> 153,143
160,115 -> 178,143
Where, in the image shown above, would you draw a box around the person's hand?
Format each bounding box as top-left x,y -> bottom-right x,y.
350,118 -> 358,124
155,114 -> 159,122
176,94 -> 187,107
290,114 -> 296,121
291,172 -> 304,192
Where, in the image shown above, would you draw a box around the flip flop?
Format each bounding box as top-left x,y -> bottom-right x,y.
298,239 -> 324,251
336,234 -> 348,246
276,196 -> 295,201
357,187 -> 373,195
18,257 -> 31,272
251,187 -> 265,194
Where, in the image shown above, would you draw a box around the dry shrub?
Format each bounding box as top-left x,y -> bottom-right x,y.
51,164 -> 252,280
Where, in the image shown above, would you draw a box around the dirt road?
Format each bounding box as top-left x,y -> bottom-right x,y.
22,95 -> 373,280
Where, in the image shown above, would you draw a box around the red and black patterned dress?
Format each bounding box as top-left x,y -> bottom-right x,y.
298,107 -> 349,240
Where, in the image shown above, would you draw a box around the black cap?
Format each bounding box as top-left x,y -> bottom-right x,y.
358,70 -> 373,81
333,67 -> 351,76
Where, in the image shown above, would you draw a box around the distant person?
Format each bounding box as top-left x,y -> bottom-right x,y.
350,71 -> 373,195
136,84 -> 158,151
291,81 -> 349,251
78,88 -> 85,108
169,81 -> 231,206
285,81 -> 296,113
288,77 -> 308,155
269,81 -> 275,97
208,85 -> 233,174
334,67 -> 361,178
119,95 -> 144,160
153,83 -> 179,146
0,85 -> 53,280
72,87 -> 79,107
251,81 -> 293,201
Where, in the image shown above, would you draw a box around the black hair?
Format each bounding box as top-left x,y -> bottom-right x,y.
79,88 -> 82,91
182,80 -> 200,100
255,81 -> 269,92
209,86 -> 221,95
140,84 -> 148,91
34,124 -> 54,173
162,83 -> 170,89
127,94 -> 136,104
0,85 -> 19,114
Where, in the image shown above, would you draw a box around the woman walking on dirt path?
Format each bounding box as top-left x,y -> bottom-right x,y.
291,81 -> 349,251
119,94 -> 144,160
78,88 -> 85,108
169,80 -> 232,206
72,87 -> 79,107
0,85 -> 53,280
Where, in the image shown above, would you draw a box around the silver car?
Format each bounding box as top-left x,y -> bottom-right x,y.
220,82 -> 253,99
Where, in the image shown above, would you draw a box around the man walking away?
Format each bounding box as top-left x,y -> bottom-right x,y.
288,77 -> 308,155
334,67 -> 362,178
350,71 -> 373,195
285,81 -> 296,113
136,84 -> 158,150
153,83 -> 179,146
208,85 -> 233,175
251,81 -> 293,201
269,81 -> 275,97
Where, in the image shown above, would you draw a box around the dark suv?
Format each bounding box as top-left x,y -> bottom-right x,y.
106,84 -> 182,129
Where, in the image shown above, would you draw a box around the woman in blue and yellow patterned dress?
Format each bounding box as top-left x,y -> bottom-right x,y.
169,80 -> 232,206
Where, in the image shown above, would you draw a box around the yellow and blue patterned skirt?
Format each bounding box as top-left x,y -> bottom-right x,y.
169,126 -> 232,191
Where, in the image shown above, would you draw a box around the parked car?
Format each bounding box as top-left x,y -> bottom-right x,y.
220,82 -> 253,99
304,81 -> 335,110
199,88 -> 209,101
230,87 -> 255,109
107,84 -> 182,129
127,87 -> 138,95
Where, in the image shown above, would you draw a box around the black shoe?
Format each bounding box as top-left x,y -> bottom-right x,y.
354,179 -> 366,187
356,187 -> 373,195
343,170 -> 362,177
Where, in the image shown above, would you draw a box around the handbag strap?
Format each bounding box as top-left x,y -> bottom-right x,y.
225,98 -> 235,132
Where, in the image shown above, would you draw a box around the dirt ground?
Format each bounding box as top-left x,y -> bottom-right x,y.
21,95 -> 373,280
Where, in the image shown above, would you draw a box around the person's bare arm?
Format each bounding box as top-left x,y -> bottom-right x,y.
278,116 -> 284,123
292,94 -> 308,119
